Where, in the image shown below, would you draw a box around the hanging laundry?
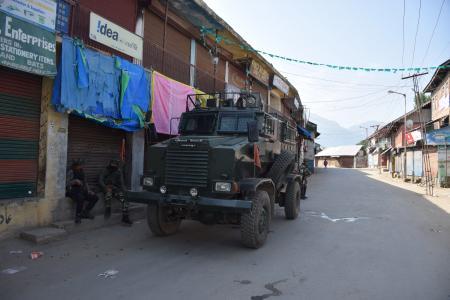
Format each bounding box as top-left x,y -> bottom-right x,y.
52,36 -> 150,132
115,57 -> 150,127
152,71 -> 194,135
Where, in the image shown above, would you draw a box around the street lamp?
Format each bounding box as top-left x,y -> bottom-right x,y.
388,90 -> 407,181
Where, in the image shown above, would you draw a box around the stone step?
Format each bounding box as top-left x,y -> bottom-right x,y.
20,227 -> 67,244
51,204 -> 146,234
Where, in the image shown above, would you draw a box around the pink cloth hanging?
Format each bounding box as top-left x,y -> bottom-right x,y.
152,71 -> 194,135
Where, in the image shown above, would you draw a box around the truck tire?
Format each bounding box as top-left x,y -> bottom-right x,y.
284,181 -> 300,220
267,150 -> 295,187
240,190 -> 270,249
147,204 -> 181,236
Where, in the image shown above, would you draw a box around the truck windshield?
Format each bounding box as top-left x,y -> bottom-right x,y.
218,113 -> 255,133
179,113 -> 216,134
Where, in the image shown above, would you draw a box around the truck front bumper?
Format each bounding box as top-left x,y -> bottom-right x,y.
125,191 -> 251,212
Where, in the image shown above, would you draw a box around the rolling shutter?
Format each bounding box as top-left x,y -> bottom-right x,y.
0,67 -> 42,199
67,115 -> 127,189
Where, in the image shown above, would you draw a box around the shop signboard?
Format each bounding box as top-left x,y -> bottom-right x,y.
0,11 -> 56,76
272,74 -> 289,94
89,12 -> 143,60
55,0 -> 70,34
249,60 -> 269,86
0,0 -> 57,31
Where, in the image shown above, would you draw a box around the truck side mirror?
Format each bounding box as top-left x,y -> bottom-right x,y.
247,120 -> 259,143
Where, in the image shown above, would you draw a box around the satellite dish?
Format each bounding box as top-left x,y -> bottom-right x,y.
406,119 -> 414,129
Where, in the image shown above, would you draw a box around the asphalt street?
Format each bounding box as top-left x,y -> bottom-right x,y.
1,168 -> 449,300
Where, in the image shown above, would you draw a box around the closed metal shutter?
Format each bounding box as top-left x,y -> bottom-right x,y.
143,10 -> 165,72
67,115 -> 126,189
0,67 -> 42,199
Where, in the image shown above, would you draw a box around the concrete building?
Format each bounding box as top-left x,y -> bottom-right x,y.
0,0 -> 305,238
315,145 -> 364,168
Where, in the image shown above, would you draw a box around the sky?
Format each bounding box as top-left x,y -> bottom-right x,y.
203,0 -> 450,133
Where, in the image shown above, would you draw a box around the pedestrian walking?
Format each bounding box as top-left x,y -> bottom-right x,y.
66,160 -> 98,224
99,160 -> 132,225
324,159 -> 328,168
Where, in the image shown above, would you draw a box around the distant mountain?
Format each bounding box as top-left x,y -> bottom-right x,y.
308,113 -> 382,147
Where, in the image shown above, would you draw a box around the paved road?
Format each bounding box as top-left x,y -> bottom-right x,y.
1,168 -> 449,300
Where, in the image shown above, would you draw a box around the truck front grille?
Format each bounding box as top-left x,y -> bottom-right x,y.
165,148 -> 209,187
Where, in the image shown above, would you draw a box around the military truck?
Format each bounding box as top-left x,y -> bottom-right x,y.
126,92 -> 303,248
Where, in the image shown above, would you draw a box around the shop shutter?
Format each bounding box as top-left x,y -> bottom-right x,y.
0,67 -> 42,199
164,25 -> 190,84
67,115 -> 126,189
143,10 -> 164,72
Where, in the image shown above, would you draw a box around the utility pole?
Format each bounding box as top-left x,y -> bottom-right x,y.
370,124 -> 380,132
401,72 -> 433,195
359,126 -> 368,140
388,90 -> 407,181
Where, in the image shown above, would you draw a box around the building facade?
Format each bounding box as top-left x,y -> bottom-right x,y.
0,0 -> 305,238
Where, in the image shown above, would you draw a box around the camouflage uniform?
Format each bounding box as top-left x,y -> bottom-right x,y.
300,163 -> 312,199
99,161 -> 131,224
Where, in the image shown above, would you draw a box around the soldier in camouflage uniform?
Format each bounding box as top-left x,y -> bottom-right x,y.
99,160 -> 132,225
300,160 -> 312,199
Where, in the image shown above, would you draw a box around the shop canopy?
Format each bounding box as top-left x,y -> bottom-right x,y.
297,125 -> 312,139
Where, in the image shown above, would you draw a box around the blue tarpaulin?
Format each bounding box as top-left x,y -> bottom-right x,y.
52,36 -> 150,131
297,125 -> 312,139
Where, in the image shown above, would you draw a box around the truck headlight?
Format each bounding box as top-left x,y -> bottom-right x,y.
143,177 -> 154,186
215,182 -> 232,192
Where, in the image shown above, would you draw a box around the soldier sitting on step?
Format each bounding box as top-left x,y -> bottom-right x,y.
66,159 -> 99,224
99,160 -> 133,226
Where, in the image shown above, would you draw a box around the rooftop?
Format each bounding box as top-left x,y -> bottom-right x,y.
315,145 -> 363,157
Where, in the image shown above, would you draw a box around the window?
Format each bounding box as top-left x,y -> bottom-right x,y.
218,113 -> 255,133
263,116 -> 275,136
179,113 -> 216,134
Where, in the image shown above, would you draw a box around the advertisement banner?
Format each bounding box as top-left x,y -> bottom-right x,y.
0,0 -> 57,31
0,11 -> 56,76
89,12 -> 143,60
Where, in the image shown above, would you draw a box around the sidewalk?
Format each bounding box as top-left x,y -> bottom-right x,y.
360,168 -> 450,214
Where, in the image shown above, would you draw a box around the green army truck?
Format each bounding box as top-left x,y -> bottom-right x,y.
126,92 -> 304,248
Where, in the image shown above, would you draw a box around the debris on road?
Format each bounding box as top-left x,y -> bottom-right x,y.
305,211 -> 369,223
98,269 -> 119,279
9,250 -> 23,254
30,251 -> 44,260
1,266 -> 27,274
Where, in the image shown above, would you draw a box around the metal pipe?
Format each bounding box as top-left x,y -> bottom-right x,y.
161,0 -> 169,73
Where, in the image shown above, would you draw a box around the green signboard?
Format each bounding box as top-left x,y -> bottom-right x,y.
0,11 -> 56,76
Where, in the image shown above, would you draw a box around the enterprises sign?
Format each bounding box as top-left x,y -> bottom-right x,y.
0,11 -> 56,76
0,0 -> 57,31
89,12 -> 143,60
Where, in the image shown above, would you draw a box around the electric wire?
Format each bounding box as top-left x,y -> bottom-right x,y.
402,0 -> 406,70
420,0 -> 447,66
411,0 -> 422,67
281,70 -> 411,88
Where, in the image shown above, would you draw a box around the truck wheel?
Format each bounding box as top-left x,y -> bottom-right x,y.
267,150 -> 295,187
284,181 -> 300,220
147,204 -> 181,236
240,190 -> 270,249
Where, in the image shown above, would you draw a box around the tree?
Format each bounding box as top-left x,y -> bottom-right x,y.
415,92 -> 431,108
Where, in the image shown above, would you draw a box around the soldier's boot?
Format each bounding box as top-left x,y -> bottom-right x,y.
75,214 -> 82,224
121,213 -> 133,226
104,207 -> 111,219
81,210 -> 95,219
